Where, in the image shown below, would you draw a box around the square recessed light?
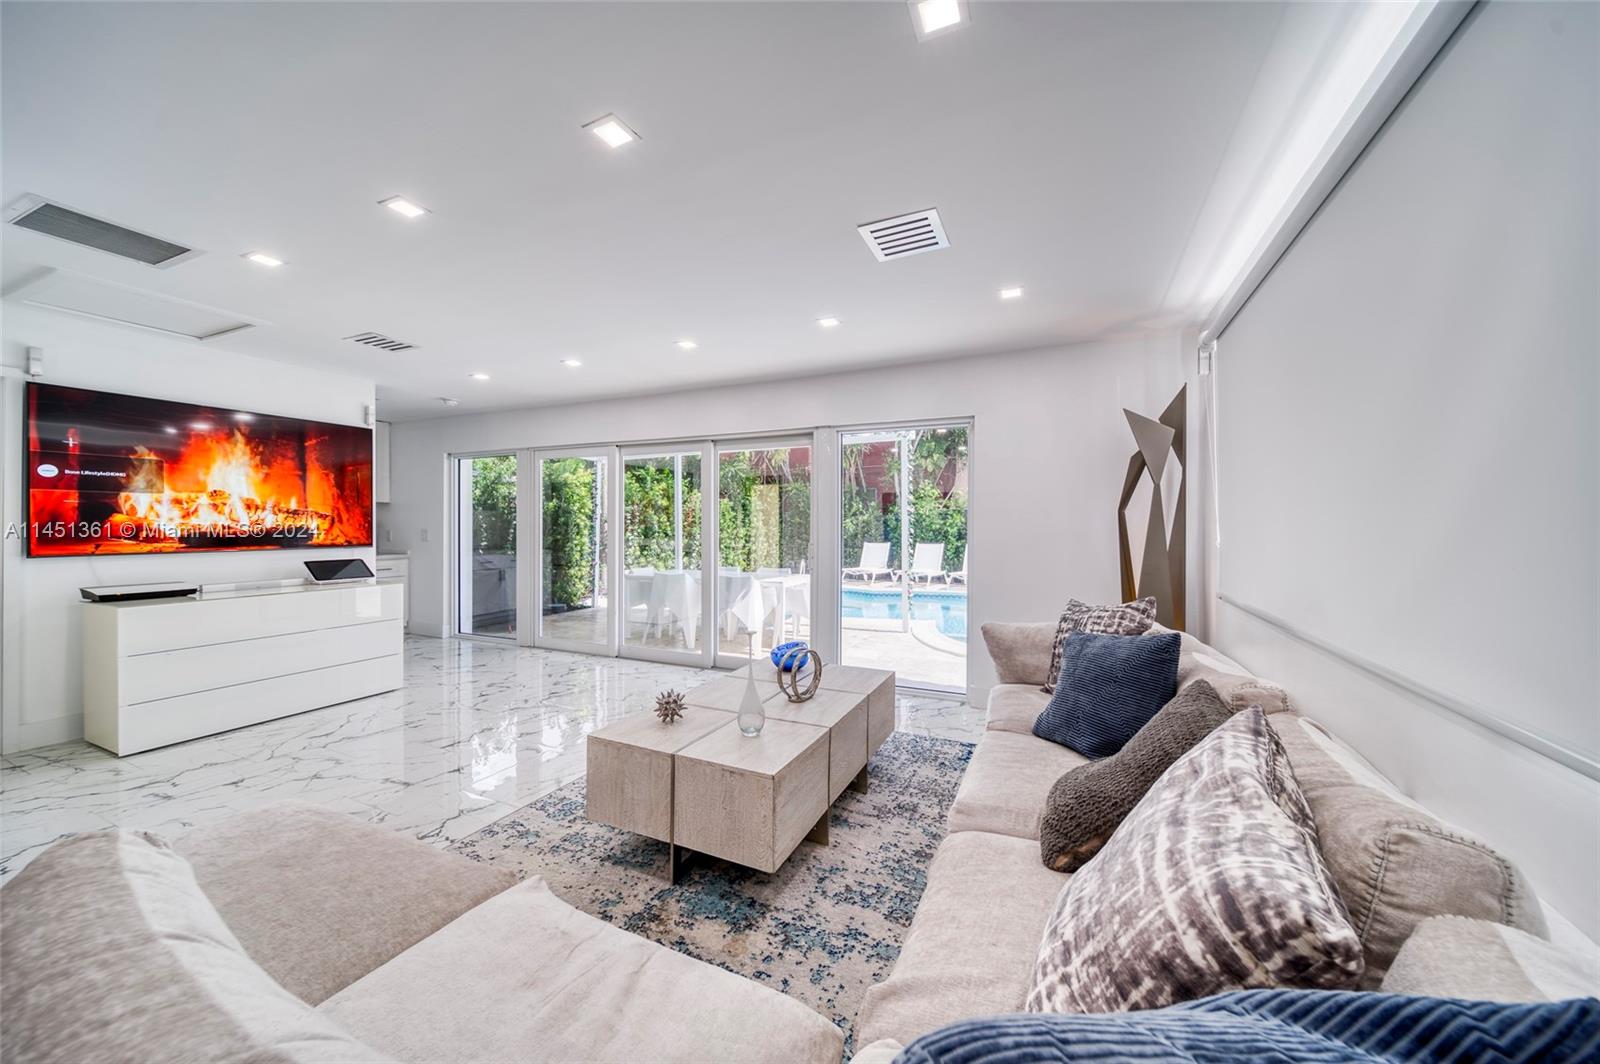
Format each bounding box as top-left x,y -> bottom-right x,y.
817,317 -> 841,328
584,114 -> 639,149
675,339 -> 698,351
911,0 -> 967,39
379,196 -> 429,219
469,372 -> 490,381
561,358 -> 583,368
999,286 -> 1024,300
242,251 -> 284,268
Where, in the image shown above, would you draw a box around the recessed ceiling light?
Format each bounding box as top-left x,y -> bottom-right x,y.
232,412 -> 254,421
817,317 -> 841,329
999,286 -> 1024,300
911,0 -> 967,39
561,358 -> 583,368
584,114 -> 639,149
242,251 -> 284,268
469,372 -> 491,381
675,339 -> 698,351
163,426 -> 177,435
379,196 -> 429,219
190,421 -> 212,431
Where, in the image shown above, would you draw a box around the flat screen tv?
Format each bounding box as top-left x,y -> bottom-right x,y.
23,382 -> 373,557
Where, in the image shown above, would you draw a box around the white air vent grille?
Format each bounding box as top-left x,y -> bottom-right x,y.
857,208 -> 949,262
4,195 -> 198,267
344,331 -> 418,352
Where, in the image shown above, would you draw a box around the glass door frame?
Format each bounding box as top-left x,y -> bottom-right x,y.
833,416 -> 974,697
617,441 -> 717,668
531,445 -> 620,657
451,450 -> 524,644
709,434 -> 819,671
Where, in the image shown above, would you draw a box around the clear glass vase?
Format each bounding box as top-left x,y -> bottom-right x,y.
738,638 -> 765,737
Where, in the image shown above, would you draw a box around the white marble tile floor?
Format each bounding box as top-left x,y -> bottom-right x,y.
0,636 -> 983,882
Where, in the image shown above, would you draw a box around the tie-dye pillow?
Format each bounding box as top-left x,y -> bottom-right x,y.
1026,708 -> 1363,1013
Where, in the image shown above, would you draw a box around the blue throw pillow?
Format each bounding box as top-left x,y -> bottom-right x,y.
895,989 -> 1600,1063
1032,631 -> 1180,757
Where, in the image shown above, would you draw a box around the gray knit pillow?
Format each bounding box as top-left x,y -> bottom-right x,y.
1040,680 -> 1233,872
1042,598 -> 1157,694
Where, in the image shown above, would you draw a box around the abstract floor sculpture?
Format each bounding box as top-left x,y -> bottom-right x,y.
452,731 -> 974,1051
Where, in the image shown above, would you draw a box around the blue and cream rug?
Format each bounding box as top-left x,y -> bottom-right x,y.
451,731 -> 973,1050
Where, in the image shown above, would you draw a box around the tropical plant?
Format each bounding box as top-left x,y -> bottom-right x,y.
542,458 -> 596,607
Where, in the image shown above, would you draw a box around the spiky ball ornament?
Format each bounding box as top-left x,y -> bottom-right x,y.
654,689 -> 686,724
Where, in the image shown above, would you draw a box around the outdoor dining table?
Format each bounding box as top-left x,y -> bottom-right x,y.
624,568 -> 808,649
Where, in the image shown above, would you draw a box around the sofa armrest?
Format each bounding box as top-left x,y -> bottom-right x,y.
176,802 -> 517,1005
980,621 -> 1056,686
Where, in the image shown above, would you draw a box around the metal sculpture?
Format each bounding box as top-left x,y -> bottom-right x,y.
775,646 -> 823,703
1118,385 -> 1186,629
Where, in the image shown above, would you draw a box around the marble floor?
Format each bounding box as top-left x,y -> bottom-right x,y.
0,635 -> 982,884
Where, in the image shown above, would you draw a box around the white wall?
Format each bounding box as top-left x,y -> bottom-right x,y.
387,332 -> 1193,702
1207,1 -> 1599,935
0,305 -> 376,752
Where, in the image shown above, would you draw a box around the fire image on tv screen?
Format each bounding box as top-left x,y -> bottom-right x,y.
24,382 -> 373,557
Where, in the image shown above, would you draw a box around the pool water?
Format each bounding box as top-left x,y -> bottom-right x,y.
842,587 -> 968,640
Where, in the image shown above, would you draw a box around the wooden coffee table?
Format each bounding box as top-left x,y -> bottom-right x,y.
584,666 -> 895,881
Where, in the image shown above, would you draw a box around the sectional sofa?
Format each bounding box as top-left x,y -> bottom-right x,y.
850,620 -> 1592,1060
3,622 -> 1593,1064
0,803 -> 845,1064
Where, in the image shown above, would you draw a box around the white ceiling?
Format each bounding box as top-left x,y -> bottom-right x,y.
2,1 -> 1306,420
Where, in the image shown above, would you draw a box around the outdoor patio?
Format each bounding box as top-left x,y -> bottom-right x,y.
537,580 -> 967,693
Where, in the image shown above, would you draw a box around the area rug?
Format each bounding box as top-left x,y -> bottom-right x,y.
451,731 -> 974,1051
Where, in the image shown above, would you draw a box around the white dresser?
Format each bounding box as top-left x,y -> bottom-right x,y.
82,582 -> 404,756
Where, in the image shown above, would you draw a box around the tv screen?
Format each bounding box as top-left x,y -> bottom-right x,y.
24,382 -> 373,557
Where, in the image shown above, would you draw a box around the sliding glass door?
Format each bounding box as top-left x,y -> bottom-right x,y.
840,423 -> 968,691
457,436 -> 829,674
535,450 -> 613,653
456,454 -> 519,639
621,446 -> 712,664
713,440 -> 813,667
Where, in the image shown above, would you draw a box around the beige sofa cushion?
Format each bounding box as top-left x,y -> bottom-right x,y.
856,831 -> 1067,1047
1381,915 -> 1600,1002
980,621 -> 1056,686
0,831 -> 393,1064
947,729 -> 1088,840
1152,623 -> 1293,715
178,802 -> 518,1005
319,876 -> 845,1064
985,683 -> 1049,734
1270,715 -> 1549,987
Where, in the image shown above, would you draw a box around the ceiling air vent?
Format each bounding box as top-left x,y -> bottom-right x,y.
4,195 -> 198,268
856,208 -> 949,262
344,331 -> 418,353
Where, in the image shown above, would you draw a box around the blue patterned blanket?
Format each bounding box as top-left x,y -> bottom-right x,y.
895,989 -> 1600,1063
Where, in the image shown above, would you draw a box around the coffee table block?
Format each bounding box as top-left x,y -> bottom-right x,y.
815,667 -> 896,753
586,709 -> 731,841
763,689 -> 868,802
674,719 -> 829,873
683,675 -> 783,712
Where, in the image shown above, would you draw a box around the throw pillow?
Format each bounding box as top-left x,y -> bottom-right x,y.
1026,708 -> 1364,1013
1042,597 -> 1156,694
1039,679 -> 1233,872
0,831 -> 394,1064
1032,631 -> 1181,758
1268,713 -> 1549,987
1381,915 -> 1600,1003
900,990 -> 1600,1063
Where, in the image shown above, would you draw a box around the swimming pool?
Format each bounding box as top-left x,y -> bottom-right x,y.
841,586 -> 968,639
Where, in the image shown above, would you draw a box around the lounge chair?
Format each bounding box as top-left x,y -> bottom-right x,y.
843,541 -> 895,584
949,547 -> 968,584
905,542 -> 948,584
